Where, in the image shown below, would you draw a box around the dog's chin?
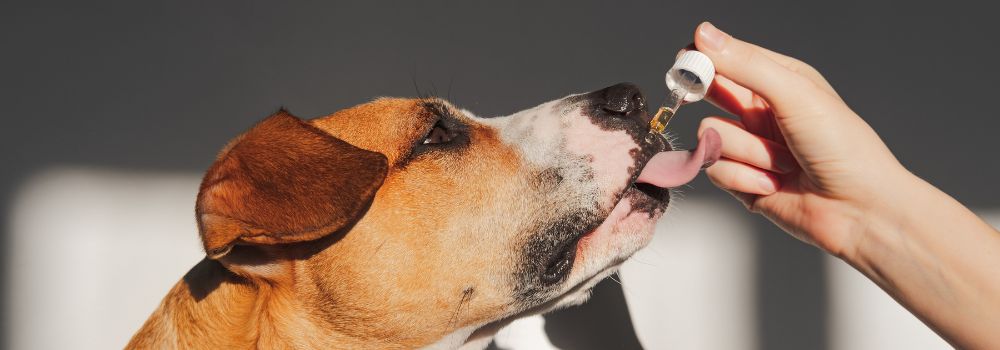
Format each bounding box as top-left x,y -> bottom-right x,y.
540,181 -> 670,308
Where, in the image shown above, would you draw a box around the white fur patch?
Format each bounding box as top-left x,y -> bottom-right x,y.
422,324 -> 480,350
562,119 -> 638,207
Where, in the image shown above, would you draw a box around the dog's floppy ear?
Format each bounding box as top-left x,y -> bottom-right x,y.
195,110 -> 388,259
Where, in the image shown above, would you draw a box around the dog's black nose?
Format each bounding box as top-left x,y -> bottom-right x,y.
595,83 -> 647,122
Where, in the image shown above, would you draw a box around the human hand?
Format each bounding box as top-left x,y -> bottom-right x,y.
692,22 -> 912,257
688,23 -> 1000,348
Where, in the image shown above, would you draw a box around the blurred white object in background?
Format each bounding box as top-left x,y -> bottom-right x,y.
826,258 -> 951,350
8,168 -> 204,350
9,167 -> 989,349
620,197 -> 758,349
492,315 -> 559,350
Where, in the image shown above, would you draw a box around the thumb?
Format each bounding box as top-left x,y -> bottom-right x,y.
694,22 -> 827,115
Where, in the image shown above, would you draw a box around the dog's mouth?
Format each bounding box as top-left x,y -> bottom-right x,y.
628,181 -> 672,207
539,129 -> 723,289
633,129 -> 723,190
524,85 -> 724,303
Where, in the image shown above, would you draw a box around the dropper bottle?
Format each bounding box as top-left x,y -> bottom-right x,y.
648,50 -> 716,138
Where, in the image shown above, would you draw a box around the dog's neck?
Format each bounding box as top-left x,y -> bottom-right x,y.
128,258 -> 402,349
129,258 -> 497,349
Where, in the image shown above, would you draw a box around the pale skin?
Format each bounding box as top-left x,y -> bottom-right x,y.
689,22 -> 1000,349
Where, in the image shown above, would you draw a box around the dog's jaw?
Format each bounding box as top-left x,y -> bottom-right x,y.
543,187 -> 667,311
471,88 -> 670,316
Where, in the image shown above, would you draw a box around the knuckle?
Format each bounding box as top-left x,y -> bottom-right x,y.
785,59 -> 807,73
736,47 -> 760,67
725,167 -> 745,190
782,58 -> 830,86
791,60 -> 823,79
800,61 -> 822,77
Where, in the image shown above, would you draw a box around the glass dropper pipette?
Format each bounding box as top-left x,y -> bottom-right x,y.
648,51 -> 716,139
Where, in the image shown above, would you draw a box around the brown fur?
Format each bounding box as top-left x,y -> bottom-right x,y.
129,99 -> 537,349
196,111 -> 388,257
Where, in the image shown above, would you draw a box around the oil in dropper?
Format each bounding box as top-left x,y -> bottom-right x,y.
648,51 -> 716,139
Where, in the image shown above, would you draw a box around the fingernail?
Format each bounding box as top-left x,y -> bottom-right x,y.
757,174 -> 777,193
697,22 -> 727,52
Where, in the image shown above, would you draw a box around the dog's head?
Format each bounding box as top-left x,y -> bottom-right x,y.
195,83 -> 701,347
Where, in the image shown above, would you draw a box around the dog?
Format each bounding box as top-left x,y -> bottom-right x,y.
127,83 -> 720,349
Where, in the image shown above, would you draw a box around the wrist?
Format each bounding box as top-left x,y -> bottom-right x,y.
836,167 -> 927,264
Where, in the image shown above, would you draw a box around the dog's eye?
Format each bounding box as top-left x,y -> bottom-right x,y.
422,121 -> 458,145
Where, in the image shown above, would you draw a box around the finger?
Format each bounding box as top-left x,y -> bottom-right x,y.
705,158 -> 780,196
678,40 -> 836,98
679,43 -> 837,99
743,42 -> 841,100
690,50 -> 782,140
704,74 -> 754,117
703,75 -> 774,138
693,22 -> 834,115
699,117 -> 797,173
705,76 -> 788,146
751,94 -> 787,146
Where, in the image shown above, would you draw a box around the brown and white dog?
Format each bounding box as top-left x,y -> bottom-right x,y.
127,83 -> 721,349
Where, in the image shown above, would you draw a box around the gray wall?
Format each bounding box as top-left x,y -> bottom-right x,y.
2,1 -> 998,349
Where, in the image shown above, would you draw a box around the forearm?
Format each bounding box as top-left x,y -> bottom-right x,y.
844,172 -> 1000,349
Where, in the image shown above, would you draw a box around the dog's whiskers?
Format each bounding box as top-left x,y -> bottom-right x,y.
628,254 -> 658,267
608,273 -> 640,302
446,75 -> 455,101
609,274 -> 623,286
428,80 -> 439,98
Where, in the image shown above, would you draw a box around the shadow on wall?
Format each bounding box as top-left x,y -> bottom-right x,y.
7,167 -> 983,349
543,278 -> 644,349
487,279 -> 643,350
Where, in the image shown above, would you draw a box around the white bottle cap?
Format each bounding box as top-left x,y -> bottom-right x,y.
665,50 -> 716,103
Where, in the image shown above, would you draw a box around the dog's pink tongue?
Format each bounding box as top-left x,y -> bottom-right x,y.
636,128 -> 722,188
